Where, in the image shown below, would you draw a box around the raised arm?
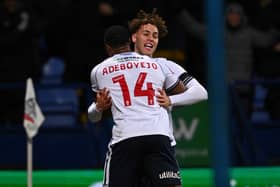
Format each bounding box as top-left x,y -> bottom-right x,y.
177,9 -> 207,41
251,27 -> 279,48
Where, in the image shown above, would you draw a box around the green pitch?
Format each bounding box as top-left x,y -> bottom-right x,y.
0,167 -> 279,187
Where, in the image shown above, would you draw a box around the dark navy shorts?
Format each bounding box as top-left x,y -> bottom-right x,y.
103,135 -> 181,187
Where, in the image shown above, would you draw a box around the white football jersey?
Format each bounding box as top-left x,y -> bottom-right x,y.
90,52 -> 179,144
155,58 -> 193,146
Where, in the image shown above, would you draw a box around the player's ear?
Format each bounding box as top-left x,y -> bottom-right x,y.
131,33 -> 136,43
105,44 -> 113,56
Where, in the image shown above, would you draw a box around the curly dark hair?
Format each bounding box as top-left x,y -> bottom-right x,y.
128,9 -> 168,38
104,25 -> 130,48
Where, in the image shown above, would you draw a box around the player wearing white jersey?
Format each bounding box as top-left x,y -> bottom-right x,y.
90,25 -> 184,187
154,58 -> 208,146
128,10 -> 207,187
88,10 -> 208,146
91,52 -> 180,144
88,10 -> 207,187
88,57 -> 207,145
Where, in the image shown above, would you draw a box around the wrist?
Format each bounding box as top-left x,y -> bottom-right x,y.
95,103 -> 102,112
168,96 -> 174,106
167,96 -> 172,107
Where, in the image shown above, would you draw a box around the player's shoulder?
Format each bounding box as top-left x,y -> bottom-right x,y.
154,57 -> 167,62
113,52 -> 154,63
156,57 -> 187,71
90,57 -> 110,76
134,52 -> 155,61
154,57 -> 176,65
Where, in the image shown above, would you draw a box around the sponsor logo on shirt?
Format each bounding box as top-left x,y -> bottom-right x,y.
159,171 -> 181,179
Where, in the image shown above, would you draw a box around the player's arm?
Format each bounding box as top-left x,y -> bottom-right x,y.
166,80 -> 186,95
171,68 -> 208,106
87,65 -> 111,122
157,60 -> 208,107
88,102 -> 102,122
169,77 -> 208,106
160,62 -> 186,97
88,88 -> 112,122
177,9 -> 207,40
157,76 -> 208,108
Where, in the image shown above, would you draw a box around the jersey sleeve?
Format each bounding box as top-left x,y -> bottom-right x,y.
88,102 -> 103,122
88,64 -> 103,122
162,59 -> 193,86
157,61 -> 180,92
90,64 -> 100,92
169,78 -> 208,106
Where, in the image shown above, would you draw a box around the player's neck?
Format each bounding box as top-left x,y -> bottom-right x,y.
113,46 -> 131,55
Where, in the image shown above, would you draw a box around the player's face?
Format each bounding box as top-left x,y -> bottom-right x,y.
227,12 -> 241,27
132,23 -> 159,57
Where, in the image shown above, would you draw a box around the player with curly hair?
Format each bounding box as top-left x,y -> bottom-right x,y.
88,10 -> 208,187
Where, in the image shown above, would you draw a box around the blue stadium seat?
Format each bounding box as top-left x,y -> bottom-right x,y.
40,57 -> 65,85
37,88 -> 79,127
251,84 -> 270,124
253,84 -> 267,109
42,114 -> 77,128
33,130 -> 99,169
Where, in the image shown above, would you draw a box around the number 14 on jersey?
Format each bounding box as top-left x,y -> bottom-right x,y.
112,72 -> 155,106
